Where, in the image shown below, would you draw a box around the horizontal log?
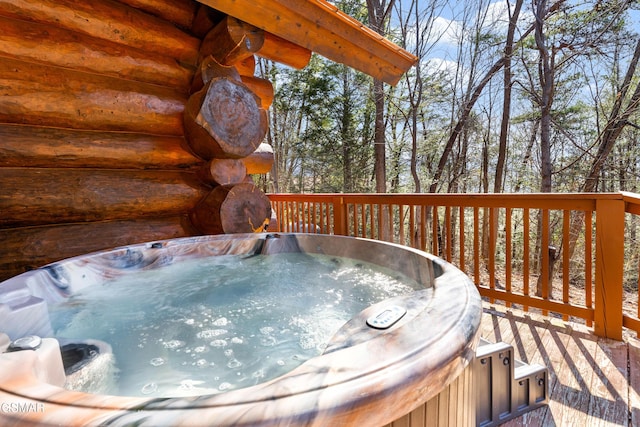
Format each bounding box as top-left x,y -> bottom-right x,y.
0,124 -> 200,170
191,4 -> 225,38
117,0 -> 196,29
184,77 -> 267,159
236,56 -> 256,76
0,168 -> 208,228
191,56 -> 273,109
242,143 -> 274,175
0,0 -> 199,65
0,14 -> 192,89
0,217 -> 197,282
0,57 -> 186,135
191,55 -> 242,94
190,182 -> 272,234
240,75 -> 274,109
199,16 -> 264,66
257,31 -> 312,70
197,158 -> 247,186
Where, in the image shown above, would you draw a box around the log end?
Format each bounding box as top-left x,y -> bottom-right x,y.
190,182 -> 272,234
184,78 -> 267,159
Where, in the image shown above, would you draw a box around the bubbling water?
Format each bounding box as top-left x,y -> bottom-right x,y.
49,253 -> 422,397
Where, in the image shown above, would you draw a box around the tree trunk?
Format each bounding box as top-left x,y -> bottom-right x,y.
367,0 -> 395,194
494,0 -> 524,193
534,0 -> 555,193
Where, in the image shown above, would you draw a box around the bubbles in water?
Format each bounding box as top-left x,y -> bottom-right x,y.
260,336 -> 277,347
227,359 -> 242,369
162,340 -> 185,350
49,252 -> 422,398
149,357 -> 164,366
212,317 -> 229,326
141,382 -> 158,395
197,329 -> 228,339
259,326 -> 274,335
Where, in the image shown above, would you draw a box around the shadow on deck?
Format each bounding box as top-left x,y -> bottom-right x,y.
480,302 -> 640,426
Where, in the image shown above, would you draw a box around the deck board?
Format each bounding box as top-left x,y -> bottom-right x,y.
480,303 -> 637,426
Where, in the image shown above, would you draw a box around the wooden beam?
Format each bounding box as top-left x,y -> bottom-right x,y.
594,198 -> 624,340
258,31 -> 312,70
0,57 -> 186,135
242,143 -> 274,175
0,14 -> 192,89
117,0 -> 197,29
0,168 -> 207,228
0,0 -> 199,65
0,125 -> 199,170
198,0 -> 417,85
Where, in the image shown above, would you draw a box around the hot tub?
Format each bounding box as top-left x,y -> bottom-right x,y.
0,233 -> 481,426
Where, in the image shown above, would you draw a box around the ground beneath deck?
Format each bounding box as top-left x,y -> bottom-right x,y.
480,302 -> 640,426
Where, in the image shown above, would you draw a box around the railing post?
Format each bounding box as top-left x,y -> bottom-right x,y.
333,196 -> 347,236
594,197 -> 624,340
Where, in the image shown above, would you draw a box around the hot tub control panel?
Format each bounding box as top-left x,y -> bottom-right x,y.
366,305 -> 406,329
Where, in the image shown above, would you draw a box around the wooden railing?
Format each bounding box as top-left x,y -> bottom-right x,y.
268,192 -> 640,340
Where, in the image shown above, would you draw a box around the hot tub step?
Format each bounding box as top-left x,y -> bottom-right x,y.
475,338 -> 548,427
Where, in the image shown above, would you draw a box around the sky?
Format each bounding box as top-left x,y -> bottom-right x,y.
397,0 -> 640,77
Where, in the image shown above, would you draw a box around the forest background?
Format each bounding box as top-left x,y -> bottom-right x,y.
254,0 -> 640,197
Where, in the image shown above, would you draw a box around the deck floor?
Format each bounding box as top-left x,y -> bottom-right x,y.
479,302 -> 640,426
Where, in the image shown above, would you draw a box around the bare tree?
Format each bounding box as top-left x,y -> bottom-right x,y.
494,0 -> 525,193
367,0 -> 396,193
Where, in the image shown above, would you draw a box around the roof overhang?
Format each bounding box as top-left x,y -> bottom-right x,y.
197,0 -> 417,85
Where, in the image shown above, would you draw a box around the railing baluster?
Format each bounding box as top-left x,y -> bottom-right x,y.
489,207 -> 497,294
445,206 -> 452,262
505,208 -> 512,308
369,204 -> 376,239
523,207 -> 530,312
432,206 -> 438,255
562,210 -> 570,320
389,204 -> 395,243
459,206 -> 465,274
474,207 -> 480,287
409,205 -> 416,248
399,205 -> 406,246
541,209 -> 550,316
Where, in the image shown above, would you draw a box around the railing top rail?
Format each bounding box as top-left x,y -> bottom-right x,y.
268,192 -> 625,210
622,191 -> 640,215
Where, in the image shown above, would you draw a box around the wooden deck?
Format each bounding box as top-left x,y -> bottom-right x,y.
479,302 -> 640,426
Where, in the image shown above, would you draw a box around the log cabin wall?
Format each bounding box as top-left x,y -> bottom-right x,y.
0,0 -> 274,281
